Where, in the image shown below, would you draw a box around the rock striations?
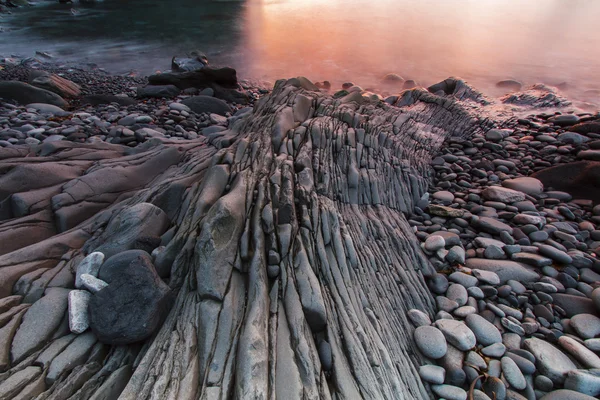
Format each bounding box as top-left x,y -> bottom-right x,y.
0,70 -> 598,399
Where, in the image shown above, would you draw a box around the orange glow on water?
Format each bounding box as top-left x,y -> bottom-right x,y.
241,0 -> 600,97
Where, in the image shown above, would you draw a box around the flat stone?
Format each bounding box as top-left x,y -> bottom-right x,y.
414,326 -> 447,359
501,356 -> 526,390
80,274 -> 108,294
432,190 -> 454,204
523,337 -> 577,384
571,314 -> 600,339
474,216 -> 514,235
502,177 -> 544,196
11,288 -> 70,363
75,252 -> 105,289
435,319 -> 476,351
482,186 -> 526,203
465,259 -> 539,284
551,293 -> 599,317
466,313 -> 502,346
447,283 -> 468,306
482,342 -> 506,357
428,204 -> 465,217
0,366 -> 42,399
472,269 -> 501,285
0,81 -> 68,108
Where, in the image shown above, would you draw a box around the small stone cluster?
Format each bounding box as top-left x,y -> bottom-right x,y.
409,112 -> 600,399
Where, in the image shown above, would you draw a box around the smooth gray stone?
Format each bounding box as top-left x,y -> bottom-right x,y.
447,245 -> 466,264
448,272 -> 478,288
524,337 -> 577,384
424,234 -> 445,251
466,313 -> 502,346
585,339 -> 600,351
534,375 -> 553,391
446,284 -> 468,306
431,384 -> 467,400
474,216 -> 514,235
0,81 -> 68,108
414,326 -> 447,359
536,244 -> 573,264
26,103 -> 71,116
564,369 -> 600,397
11,288 -> 71,363
475,237 -> 506,248
502,356 -> 526,390
435,319 -> 476,351
407,309 -> 431,327
465,259 -> 539,284
482,342 -> 506,357
570,314 -> 600,339
418,364 -> 445,384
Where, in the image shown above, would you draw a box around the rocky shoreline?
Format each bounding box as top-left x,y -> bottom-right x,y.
409,110 -> 600,399
0,56 -> 599,399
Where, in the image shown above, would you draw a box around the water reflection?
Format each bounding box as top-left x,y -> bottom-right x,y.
241,0 -> 600,97
0,0 -> 599,101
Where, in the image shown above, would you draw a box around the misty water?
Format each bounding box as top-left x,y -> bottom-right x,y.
1,0 -> 599,102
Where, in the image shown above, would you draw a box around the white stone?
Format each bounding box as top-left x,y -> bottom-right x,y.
80,274 -> 108,294
68,290 -> 91,334
75,252 -> 105,289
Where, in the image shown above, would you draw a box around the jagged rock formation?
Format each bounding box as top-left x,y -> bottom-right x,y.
0,77 -> 495,399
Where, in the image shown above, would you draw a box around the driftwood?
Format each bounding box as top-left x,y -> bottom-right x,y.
0,77 -> 494,399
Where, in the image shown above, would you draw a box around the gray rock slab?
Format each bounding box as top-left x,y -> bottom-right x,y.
524,337 -> 577,384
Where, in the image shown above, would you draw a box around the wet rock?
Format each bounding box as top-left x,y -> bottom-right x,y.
181,95 -> 232,116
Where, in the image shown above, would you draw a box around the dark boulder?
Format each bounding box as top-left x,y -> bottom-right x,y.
88,253 -> 172,345
136,85 -> 180,99
181,95 -> 232,116
0,81 -> 68,108
148,67 -> 238,90
532,161 -> 600,204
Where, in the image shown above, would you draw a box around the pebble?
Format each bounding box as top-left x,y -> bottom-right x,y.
501,356 -> 527,390
407,309 -> 431,327
434,319 -> 476,351
80,274 -> 108,294
424,235 -> 445,252
418,364 -> 445,384
431,384 -> 467,400
524,337 -> 577,384
465,313 -> 502,346
414,326 -> 447,359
